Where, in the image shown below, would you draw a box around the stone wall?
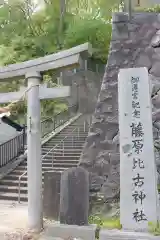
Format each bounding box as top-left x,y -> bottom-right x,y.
62,69 -> 103,114
79,12 -> 160,200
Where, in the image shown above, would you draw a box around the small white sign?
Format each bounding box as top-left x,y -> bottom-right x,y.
118,67 -> 158,230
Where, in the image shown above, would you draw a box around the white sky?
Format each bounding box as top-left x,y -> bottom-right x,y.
34,0 -> 45,11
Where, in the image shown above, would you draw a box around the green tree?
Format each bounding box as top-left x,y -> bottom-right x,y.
0,0 -> 120,121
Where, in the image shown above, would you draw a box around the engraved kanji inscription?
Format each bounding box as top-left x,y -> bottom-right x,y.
132,173 -> 144,187
132,190 -> 146,204
133,209 -> 147,222
132,139 -> 143,154
131,122 -> 144,138
132,158 -> 144,170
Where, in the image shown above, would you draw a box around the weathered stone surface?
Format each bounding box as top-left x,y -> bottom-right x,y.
112,12 -> 129,23
136,54 -> 152,68
41,224 -> 97,240
99,229 -> 160,240
110,40 -> 121,50
139,23 -> 154,37
145,29 -> 155,39
151,34 -> 160,47
153,125 -> 159,139
101,180 -> 119,200
43,171 -> 61,220
150,76 -> 160,96
128,23 -> 139,32
79,12 -> 160,203
99,91 -> 112,102
153,21 -> 160,29
153,48 -> 160,56
150,62 -> 160,77
157,13 -> 160,22
112,132 -> 119,145
112,23 -> 128,41
145,46 -> 154,57
101,105 -> 113,113
132,48 -> 141,61
89,173 -> 104,187
108,153 -> 120,165
60,167 -> 89,226
94,161 -> 110,176
152,95 -> 160,109
62,66 -> 102,114
99,140 -> 117,151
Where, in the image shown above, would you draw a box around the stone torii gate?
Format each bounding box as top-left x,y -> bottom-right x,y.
0,42 -> 92,231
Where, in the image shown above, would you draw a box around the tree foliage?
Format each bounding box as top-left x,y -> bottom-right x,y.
0,0 -> 120,122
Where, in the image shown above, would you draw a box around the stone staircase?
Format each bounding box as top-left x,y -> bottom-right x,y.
0,115 -> 88,202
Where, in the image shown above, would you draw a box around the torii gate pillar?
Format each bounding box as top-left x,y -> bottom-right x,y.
26,71 -> 43,231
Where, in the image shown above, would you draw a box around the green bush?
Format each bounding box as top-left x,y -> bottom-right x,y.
135,4 -> 160,13
149,222 -> 160,236
89,214 -> 121,229
145,4 -> 160,13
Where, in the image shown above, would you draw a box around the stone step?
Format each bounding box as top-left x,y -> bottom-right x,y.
41,151 -> 81,156
12,164 -> 78,175
42,156 -> 80,160
50,133 -> 87,137
19,160 -> 79,168
1,175 -> 95,188
47,162 -> 78,168
0,182 -> 97,195
52,131 -> 87,134
52,137 -> 87,140
50,134 -> 86,137
48,140 -> 85,144
2,170 -> 65,181
15,167 -> 68,174
59,125 -> 85,128
42,154 -> 81,158
0,180 -> 28,187
47,138 -> 87,142
43,143 -> 84,148
50,139 -> 84,145
52,137 -> 87,141
0,184 -> 94,202
41,148 -> 82,152
0,115 -> 88,202
53,146 -> 83,149
0,192 -> 27,202
0,185 -> 28,194
21,158 -> 80,163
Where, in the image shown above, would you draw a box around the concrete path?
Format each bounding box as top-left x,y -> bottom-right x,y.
0,201 -> 65,239
0,201 -> 38,239
0,201 -> 84,239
